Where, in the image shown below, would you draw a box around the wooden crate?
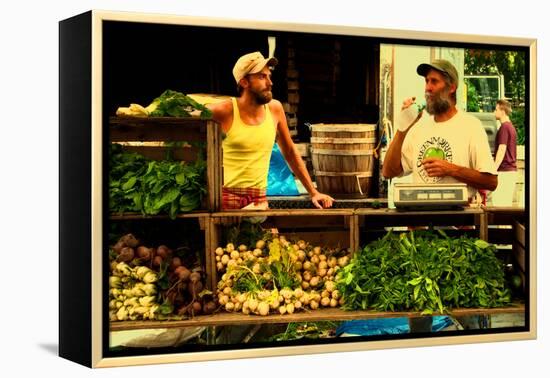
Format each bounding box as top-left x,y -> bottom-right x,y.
108,208 -> 527,331
283,102 -> 299,113
287,79 -> 299,90
108,214 -> 214,294
356,208 -> 486,245
287,91 -> 300,104
209,209 -> 357,290
110,116 -> 222,211
286,112 -> 298,138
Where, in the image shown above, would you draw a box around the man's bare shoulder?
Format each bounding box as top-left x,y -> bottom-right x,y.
268,99 -> 285,115
268,99 -> 283,109
207,99 -> 233,122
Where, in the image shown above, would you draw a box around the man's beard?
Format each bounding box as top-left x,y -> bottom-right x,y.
250,87 -> 272,105
425,89 -> 452,115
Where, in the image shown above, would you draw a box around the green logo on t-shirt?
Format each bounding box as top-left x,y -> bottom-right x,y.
423,147 -> 445,160
417,137 -> 453,183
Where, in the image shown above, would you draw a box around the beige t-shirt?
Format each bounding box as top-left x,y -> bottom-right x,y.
401,110 -> 497,198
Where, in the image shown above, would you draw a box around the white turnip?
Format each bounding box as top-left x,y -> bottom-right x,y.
309,276 -> 320,288
221,255 -> 230,265
142,271 -> 158,284
286,303 -> 295,314
310,255 -> 320,265
110,276 -> 122,289
258,302 -> 269,316
248,298 -> 259,312
255,240 -> 265,249
324,281 -> 336,293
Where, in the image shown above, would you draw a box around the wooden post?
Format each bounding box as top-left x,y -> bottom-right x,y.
349,214 -> 360,254
208,216 -> 221,291
479,211 -> 488,241
206,121 -> 217,211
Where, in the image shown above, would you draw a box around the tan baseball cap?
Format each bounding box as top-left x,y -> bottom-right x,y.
417,59 -> 459,86
232,52 -> 278,83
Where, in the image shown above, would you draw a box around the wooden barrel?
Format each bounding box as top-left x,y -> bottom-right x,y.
310,124 -> 376,198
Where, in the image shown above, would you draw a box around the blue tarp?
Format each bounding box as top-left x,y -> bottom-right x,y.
267,144 -> 299,196
336,316 -> 453,336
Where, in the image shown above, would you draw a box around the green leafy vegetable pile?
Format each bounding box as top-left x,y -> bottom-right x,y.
148,89 -> 212,118
336,230 -> 511,314
109,144 -> 206,218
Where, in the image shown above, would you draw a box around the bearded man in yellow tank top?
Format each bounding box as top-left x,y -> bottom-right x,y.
207,52 -> 334,210
208,52 -> 334,209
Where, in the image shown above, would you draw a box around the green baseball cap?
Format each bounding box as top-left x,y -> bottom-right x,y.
417,59 -> 459,86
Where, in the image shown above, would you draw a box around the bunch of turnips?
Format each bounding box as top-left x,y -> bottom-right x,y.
109,233 -> 215,321
215,235 -> 351,316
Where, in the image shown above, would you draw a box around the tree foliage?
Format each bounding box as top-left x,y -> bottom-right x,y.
464,49 -> 526,145
464,49 -> 526,103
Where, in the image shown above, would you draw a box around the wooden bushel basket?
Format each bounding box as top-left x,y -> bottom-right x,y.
310,124 -> 376,198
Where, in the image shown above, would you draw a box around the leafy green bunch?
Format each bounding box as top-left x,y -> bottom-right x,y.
109,144 -> 206,218
149,89 -> 213,119
228,238 -> 300,294
336,230 -> 511,314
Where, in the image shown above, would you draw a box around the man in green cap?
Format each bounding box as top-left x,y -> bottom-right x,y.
382,59 -> 499,333
382,59 -> 498,200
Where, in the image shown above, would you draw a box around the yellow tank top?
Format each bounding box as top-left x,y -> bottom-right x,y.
222,97 -> 277,189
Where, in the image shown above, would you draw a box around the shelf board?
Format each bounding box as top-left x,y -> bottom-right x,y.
355,208 -> 484,216
212,209 -> 354,217
268,196 -> 387,210
109,116 -> 217,142
110,116 -> 213,126
485,207 -> 526,225
484,206 -> 525,213
109,212 -> 210,220
110,303 -> 525,331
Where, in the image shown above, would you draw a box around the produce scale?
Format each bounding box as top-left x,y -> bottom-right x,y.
393,183 -> 469,210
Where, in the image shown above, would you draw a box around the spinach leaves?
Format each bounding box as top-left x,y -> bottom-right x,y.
336,230 -> 511,314
109,144 -> 206,218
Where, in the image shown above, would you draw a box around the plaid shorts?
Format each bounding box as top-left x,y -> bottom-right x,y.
222,187 -> 267,210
